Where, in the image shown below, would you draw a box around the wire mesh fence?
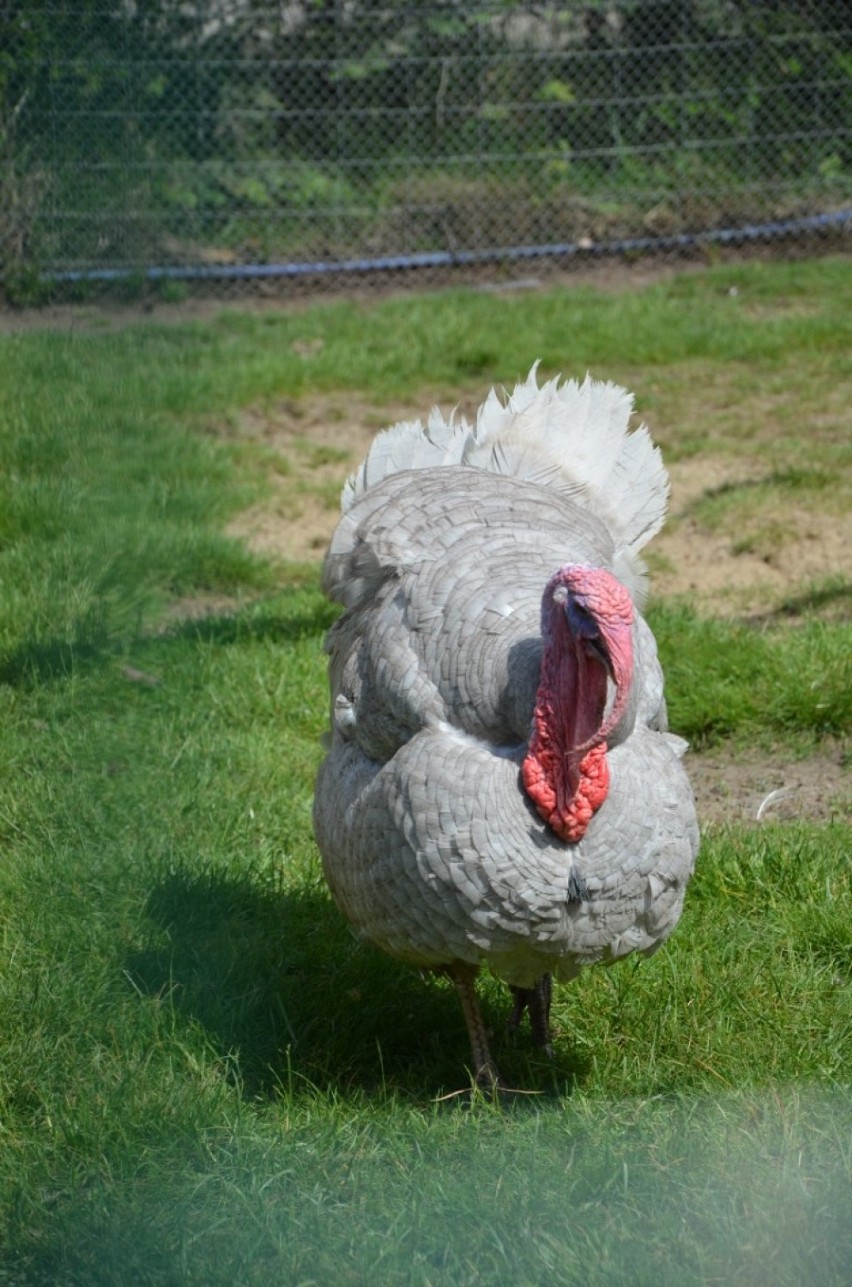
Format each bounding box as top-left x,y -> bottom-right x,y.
2,1 -> 851,302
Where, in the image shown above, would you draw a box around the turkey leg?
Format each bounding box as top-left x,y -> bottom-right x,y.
446,962 -> 502,1088
508,973 -> 554,1056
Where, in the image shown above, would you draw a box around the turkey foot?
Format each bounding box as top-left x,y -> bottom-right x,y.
445,963 -> 503,1091
508,974 -> 554,1057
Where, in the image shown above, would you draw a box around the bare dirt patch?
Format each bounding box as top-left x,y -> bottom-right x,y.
223,390 -> 480,562
686,742 -> 850,827
222,395 -> 378,560
654,458 -> 852,613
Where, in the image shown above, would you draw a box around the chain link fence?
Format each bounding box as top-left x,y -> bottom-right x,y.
2,2 -> 851,302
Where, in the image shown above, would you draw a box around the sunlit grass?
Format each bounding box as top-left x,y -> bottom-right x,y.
0,257 -> 850,1283
650,604 -> 851,749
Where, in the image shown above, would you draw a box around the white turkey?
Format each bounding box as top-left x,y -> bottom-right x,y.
313,365 -> 699,1087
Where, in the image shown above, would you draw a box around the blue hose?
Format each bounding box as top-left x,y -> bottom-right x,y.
35,208 -> 852,285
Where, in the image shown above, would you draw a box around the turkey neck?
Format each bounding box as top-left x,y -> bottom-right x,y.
521,567 -> 634,843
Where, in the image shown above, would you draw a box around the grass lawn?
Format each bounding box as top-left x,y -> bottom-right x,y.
0,257 -> 849,1284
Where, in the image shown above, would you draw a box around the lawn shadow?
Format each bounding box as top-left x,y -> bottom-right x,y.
742,577 -> 852,626
126,867 -> 588,1102
681,467 -> 833,515
0,589 -> 338,688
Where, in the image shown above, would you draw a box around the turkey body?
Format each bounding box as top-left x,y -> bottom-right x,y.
313,370 -> 699,1082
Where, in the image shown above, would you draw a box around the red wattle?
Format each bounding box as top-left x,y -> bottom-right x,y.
522,743 -> 610,843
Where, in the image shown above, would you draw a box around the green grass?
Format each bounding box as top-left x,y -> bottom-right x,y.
650,604 -> 851,748
0,258 -> 850,1284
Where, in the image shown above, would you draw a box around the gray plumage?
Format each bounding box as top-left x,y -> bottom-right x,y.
313,367 -> 699,1082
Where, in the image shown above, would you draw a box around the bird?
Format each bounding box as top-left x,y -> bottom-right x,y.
313,365 -> 699,1088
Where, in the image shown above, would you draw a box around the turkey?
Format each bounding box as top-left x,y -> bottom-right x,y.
313,365 -> 699,1088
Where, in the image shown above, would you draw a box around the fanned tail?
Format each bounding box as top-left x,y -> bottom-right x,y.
341,364 -> 670,604
341,412 -> 472,510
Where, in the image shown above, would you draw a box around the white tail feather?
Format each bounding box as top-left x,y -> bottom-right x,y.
341,365 -> 670,600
